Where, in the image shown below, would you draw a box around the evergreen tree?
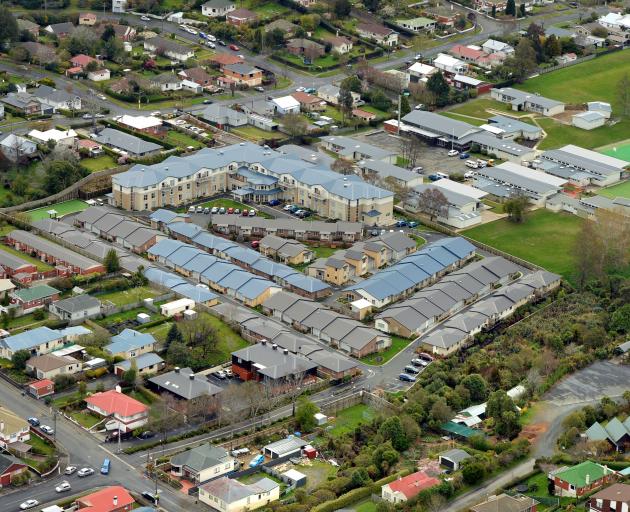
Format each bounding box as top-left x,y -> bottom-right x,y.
491,4 -> 496,17
104,249 -> 121,273
505,0 -> 516,16
519,3 -> 526,17
165,323 -> 183,352
400,95 -> 411,117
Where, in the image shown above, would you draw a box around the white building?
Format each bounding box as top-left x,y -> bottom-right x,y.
269,96 -> 300,115
201,0 -> 236,17
117,115 -> 163,132
160,298 -> 195,317
199,477 -> 280,512
433,53 -> 468,74
572,111 -> 606,130
482,39 -> 514,54
587,101 -> 612,119
87,69 -> 111,82
112,0 -> 127,11
491,87 -> 565,117
0,133 -> 38,161
28,128 -> 77,147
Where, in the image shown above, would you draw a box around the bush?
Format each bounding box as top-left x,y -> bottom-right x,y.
33,309 -> 46,321
85,367 -> 108,379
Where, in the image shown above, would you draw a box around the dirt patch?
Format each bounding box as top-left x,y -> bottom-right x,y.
520,422 -> 549,444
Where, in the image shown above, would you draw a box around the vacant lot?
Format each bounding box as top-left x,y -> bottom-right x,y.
463,210 -> 583,283
28,199 -> 89,221
95,286 -> 162,306
361,336 -> 410,364
536,117 -> 630,150
329,404 -> 376,437
596,180 -> 630,199
165,130 -> 205,149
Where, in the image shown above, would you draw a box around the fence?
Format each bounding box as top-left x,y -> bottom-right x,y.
534,54 -> 596,76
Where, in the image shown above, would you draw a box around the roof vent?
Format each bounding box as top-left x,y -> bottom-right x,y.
174,367 -> 180,373
283,348 -> 289,355
272,343 -> 278,350
189,374 -> 195,380
261,339 -> 267,345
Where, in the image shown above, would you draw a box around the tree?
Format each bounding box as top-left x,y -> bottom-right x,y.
333,0 -> 352,17
504,193 -> 528,223
505,0 -> 516,16
544,34 -> 562,58
519,3 -> 526,17
101,24 -> 116,41
491,4 -> 496,17
510,38 -> 537,82
0,6 -> 19,44
122,360 -> 138,388
165,323 -> 183,352
416,187 -> 448,221
378,416 -> 409,451
487,390 -> 521,438
42,148 -> 87,194
370,89 -> 391,111
12,349 -> 31,371
104,249 -> 121,273
381,176 -> 412,205
462,461 -> 485,484
280,113 -> 308,142
78,380 -> 87,398
400,94 -> 411,117
426,71 -> 450,107
618,73 -> 630,117
339,87 -> 354,122
399,137 -> 422,169
166,341 -> 190,367
455,15 -> 466,30
331,157 -> 355,175
461,374 -> 488,402
611,304 -> 630,333
294,397 -> 319,432
341,75 -> 362,94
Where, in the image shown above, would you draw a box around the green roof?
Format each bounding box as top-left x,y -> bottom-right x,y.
441,421 -> 482,439
13,285 -> 60,302
554,460 -> 613,488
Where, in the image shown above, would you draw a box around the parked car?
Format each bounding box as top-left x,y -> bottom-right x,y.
211,206 -> 219,214
250,240 -> 260,249
408,221 -> 418,228
295,87 -> 306,92
20,500 -> 39,510
398,373 -> 416,383
218,40 -> 226,46
196,206 -> 203,213
55,481 -> 71,493
411,358 -> 428,367
229,44 -> 239,51
412,166 -> 423,173
227,207 -> 234,214
283,204 -> 293,211
249,454 -> 264,468
27,417 -> 40,427
305,87 -> 317,94
64,466 -> 77,475
40,425 -> 54,435
465,160 -> 478,169
203,207 -> 210,214
216,370 -> 226,379
207,34 -> 217,42
414,103 -> 426,111
140,15 -> 150,21
241,209 -> 249,216
459,152 -> 470,159
188,206 -> 195,213
447,149 -> 459,157
428,174 -> 441,181
415,53 -> 423,60
203,99 -> 214,104
464,171 -> 475,179
396,220 -> 407,227
206,41 -> 216,48
404,365 -> 421,374
254,86 -> 265,93
231,447 -> 250,457
248,209 -> 256,217
78,467 -> 94,477
417,352 -> 434,362
370,229 -> 379,236
142,492 -> 159,504
268,199 -> 281,206
218,207 -> 226,214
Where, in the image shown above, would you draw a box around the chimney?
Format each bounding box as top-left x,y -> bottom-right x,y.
189,374 -> 195,380
174,367 -> 180,373
113,496 -> 118,506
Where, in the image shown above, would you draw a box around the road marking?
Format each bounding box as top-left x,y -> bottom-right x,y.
99,445 -> 138,471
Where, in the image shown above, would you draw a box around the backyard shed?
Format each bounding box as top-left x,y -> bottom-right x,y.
282,469 -> 306,487
160,298 -> 195,317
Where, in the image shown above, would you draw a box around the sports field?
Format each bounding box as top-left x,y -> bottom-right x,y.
27,200 -> 90,221
601,143 -> 630,163
596,180 -> 630,200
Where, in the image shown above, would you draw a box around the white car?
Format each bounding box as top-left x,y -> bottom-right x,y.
464,171 -> 476,179
40,425 -> 54,435
82,113 -> 92,119
447,149 -> 459,157
98,94 -> 107,100
64,465 -> 77,475
78,467 -> 95,477
140,15 -> 150,21
20,500 -> 39,510
207,34 -> 217,41
211,206 -> 219,214
295,87 -> 306,92
206,41 -> 215,48
465,159 -> 479,169
55,481 -> 71,493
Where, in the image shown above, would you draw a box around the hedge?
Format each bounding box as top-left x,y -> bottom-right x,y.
311,469 -> 412,512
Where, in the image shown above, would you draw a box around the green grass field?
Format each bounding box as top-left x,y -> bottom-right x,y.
596,180 -> 630,199
329,404 -> 375,437
536,117 -> 630,150
360,336 -> 410,365
199,312 -> 249,365
601,144 -> 630,163
308,245 -> 338,259
80,155 -> 116,173
165,130 -> 205,149
139,321 -> 173,343
442,112 -> 487,126
94,286 -> 162,306
27,200 -> 89,221
231,125 -> 285,142
0,245 -> 53,272
464,210 -> 583,283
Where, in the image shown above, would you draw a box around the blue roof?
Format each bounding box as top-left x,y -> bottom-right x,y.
224,246 -> 261,266
168,221 -> 204,239
116,352 -> 163,371
217,270 -> 255,290
393,262 -> 431,283
144,267 -> 187,289
236,278 -> 278,300
193,232 -> 237,253
400,253 -> 444,276
0,326 -> 64,352
417,246 -> 458,267
237,167 -> 278,186
171,283 -> 219,303
169,245 -> 203,267
202,261 -> 240,282
105,328 -> 156,355
148,239 -> 191,258
284,273 -> 331,293
149,209 -> 188,224
181,253 -> 219,273
430,237 -> 475,259
57,326 -> 92,338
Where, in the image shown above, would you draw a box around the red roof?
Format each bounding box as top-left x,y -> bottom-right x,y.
227,8 -> 256,19
85,390 -> 148,417
29,379 -> 54,390
66,66 -> 83,75
76,486 -> 135,512
385,471 -> 440,499
292,91 -> 322,104
211,53 -> 244,66
70,54 -> 96,67
451,44 -> 485,61
78,139 -> 101,149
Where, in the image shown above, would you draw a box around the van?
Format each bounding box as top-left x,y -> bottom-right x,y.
100,458 -> 110,475
465,160 -> 478,169
435,172 -> 449,179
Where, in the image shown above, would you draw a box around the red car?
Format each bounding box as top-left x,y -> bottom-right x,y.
227,207 -> 234,214
250,240 -> 260,249
241,209 -> 249,216
229,44 -> 239,51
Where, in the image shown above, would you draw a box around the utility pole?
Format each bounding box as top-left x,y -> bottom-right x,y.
397,94 -> 402,135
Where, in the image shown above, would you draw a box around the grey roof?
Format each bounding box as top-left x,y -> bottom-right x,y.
264,437 -> 308,455
488,115 -> 542,135
573,111 -> 606,122
149,209 -> 189,224
171,444 -> 231,472
440,448 -> 471,463
0,248 -> 34,271
283,299 -> 321,323
202,0 -> 235,7
474,164 -> 562,196
464,132 -> 533,157
201,104 -> 248,126
372,231 -> 416,253
402,110 -> 481,140
8,230 -> 102,271
149,73 -> 180,85
232,342 -> 317,379
321,135 -> 396,161
587,101 -> 612,113
93,128 -> 162,155
115,352 -> 163,371
32,85 -> 76,104
75,206 -> 110,225
52,294 -> 101,314
46,22 -> 75,34
540,144 -> 627,181
224,63 -> 260,75
359,159 -> 420,183
492,87 -> 564,109
278,144 -> 335,167
149,367 -> 222,399
144,36 -> 192,55
422,327 -> 468,349
200,477 -> 278,504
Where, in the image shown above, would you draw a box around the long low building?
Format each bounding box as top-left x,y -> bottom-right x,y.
344,237 -> 476,308
473,161 -> 567,206
260,290 -> 391,358
375,256 -> 520,338
212,301 -> 360,378
6,230 -> 105,275
419,270 -> 561,356
163,220 -> 331,299
93,127 -> 162,158
490,87 -> 565,117
148,239 -> 281,307
111,142 -> 394,226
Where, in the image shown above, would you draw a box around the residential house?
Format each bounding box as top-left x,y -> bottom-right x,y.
223,64 -> 263,87
148,73 -> 182,92
77,138 -> 103,156
143,37 -> 194,62
471,494 -> 538,512
259,235 -> 312,265
32,85 -> 82,112
356,23 -> 399,46
491,87 -> 565,116
114,352 -> 164,377
170,444 -> 236,484
75,486 -> 135,512
27,379 -> 55,399
116,115 -> 164,136
226,8 -> 257,26
0,91 -> 46,117
584,416 -> 630,452
321,135 -> 396,163
17,19 -> 40,38
199,477 -> 280,511
26,353 -> 81,380
93,127 -> 163,157
588,483 -> 630,512
433,53 -> 468,74
325,35 -> 353,54
104,329 -> 156,359
381,471 -> 440,503
45,22 -> 75,38
112,0 -> 127,13
78,12 -> 97,25
178,67 -> 214,88
49,294 -> 102,324
395,17 -> 436,32
0,406 -> 30,449
0,454 -> 28,488
85,389 -> 149,433
200,104 -> 248,129
0,326 -> 65,359
552,460 -> 616,498
209,53 -> 244,69
149,367 -> 222,401
352,108 -> 376,122
482,39 -> 514,54
317,84 -> 361,107
286,38 -> 325,59
292,91 -> 326,112
88,68 -> 111,82
28,128 -> 77,148
10,285 -> 60,313
201,0 -> 236,17
70,54 -> 97,69
0,134 -> 38,162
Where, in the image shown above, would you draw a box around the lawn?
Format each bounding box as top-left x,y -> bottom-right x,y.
80,154 -> 116,173
307,245 -> 338,259
0,245 -> 53,272
94,286 -> 162,306
596,180 -> 630,200
536,117 -> 630,150
482,198 -> 504,213
360,105 -> 390,119
70,411 -> 102,429
5,311 -> 51,332
27,199 -> 90,221
27,433 -> 56,456
95,307 -> 161,327
165,130 -> 205,150
139,321 -> 173,342
52,392 -> 83,409
446,98 -> 523,119
198,312 -> 249,365
442,112 -> 487,126
353,501 -> 378,512
601,144 -> 630,163
231,125 -> 285,142
463,209 -> 583,283
328,404 -> 375,437
360,335 -> 410,365
296,460 -> 338,491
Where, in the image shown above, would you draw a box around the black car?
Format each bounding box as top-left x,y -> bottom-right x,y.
27,417 -> 40,427
137,431 -> 155,440
142,491 -> 159,504
218,40 -> 226,46
203,99 -> 213,105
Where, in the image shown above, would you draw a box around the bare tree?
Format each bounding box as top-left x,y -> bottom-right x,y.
381,176 -> 412,205
416,187 -> 449,221
280,113 -> 309,142
331,157 -> 355,175
399,136 -> 422,169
